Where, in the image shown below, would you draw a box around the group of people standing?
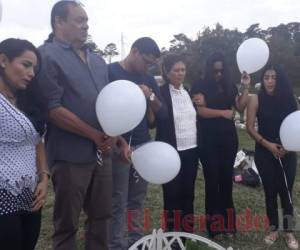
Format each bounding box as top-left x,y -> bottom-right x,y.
0,1 -> 299,250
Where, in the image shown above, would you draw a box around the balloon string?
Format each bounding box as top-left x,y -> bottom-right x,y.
133,170 -> 140,183
128,132 -> 139,183
277,157 -> 293,205
128,133 -> 133,150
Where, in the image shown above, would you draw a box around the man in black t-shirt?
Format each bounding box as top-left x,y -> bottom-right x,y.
108,37 -> 167,250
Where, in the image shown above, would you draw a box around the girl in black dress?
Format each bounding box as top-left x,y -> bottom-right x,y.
246,64 -> 298,250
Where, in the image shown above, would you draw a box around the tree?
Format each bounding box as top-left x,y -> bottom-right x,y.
267,23 -> 300,87
103,43 -> 119,63
244,23 -> 268,40
85,35 -> 104,56
169,33 -> 193,53
195,23 -> 243,84
161,22 -> 300,90
165,24 -> 243,85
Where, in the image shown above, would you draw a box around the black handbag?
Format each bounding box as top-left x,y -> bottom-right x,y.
241,168 -> 260,187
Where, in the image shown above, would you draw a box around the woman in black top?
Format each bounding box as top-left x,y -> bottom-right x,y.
191,52 -> 250,238
246,64 -> 298,250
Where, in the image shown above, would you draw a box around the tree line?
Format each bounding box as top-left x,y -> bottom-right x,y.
87,22 -> 300,90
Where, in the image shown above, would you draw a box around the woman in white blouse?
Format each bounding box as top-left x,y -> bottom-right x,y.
0,38 -> 49,250
156,54 -> 199,240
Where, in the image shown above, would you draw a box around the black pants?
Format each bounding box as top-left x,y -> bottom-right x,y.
200,133 -> 238,237
162,147 -> 199,233
0,211 -> 41,250
255,146 -> 297,231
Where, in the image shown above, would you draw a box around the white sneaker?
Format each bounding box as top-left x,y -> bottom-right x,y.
285,233 -> 299,250
264,231 -> 279,245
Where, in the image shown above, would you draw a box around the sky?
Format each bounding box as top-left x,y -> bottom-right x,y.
0,0 -> 299,59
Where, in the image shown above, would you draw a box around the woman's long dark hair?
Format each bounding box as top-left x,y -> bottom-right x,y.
0,38 -> 45,135
0,38 -> 41,76
204,52 -> 235,100
259,64 -> 297,114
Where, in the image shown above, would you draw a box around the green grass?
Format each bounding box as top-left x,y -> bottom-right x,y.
35,129 -> 300,250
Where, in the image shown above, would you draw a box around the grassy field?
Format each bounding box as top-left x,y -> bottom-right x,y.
35,129 -> 300,250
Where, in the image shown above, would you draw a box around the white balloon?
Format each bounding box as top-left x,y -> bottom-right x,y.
131,141 -> 181,184
280,110 -> 300,151
96,80 -> 146,136
236,38 -> 269,74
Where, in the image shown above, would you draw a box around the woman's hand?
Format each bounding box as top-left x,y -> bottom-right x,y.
192,94 -> 205,107
32,177 -> 49,211
266,142 -> 286,159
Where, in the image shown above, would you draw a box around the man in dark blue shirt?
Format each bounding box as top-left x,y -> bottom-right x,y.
108,37 -> 167,250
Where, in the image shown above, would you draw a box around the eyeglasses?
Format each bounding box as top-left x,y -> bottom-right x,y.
140,53 -> 157,66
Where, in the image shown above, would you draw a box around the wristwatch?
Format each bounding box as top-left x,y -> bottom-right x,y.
149,92 -> 156,101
